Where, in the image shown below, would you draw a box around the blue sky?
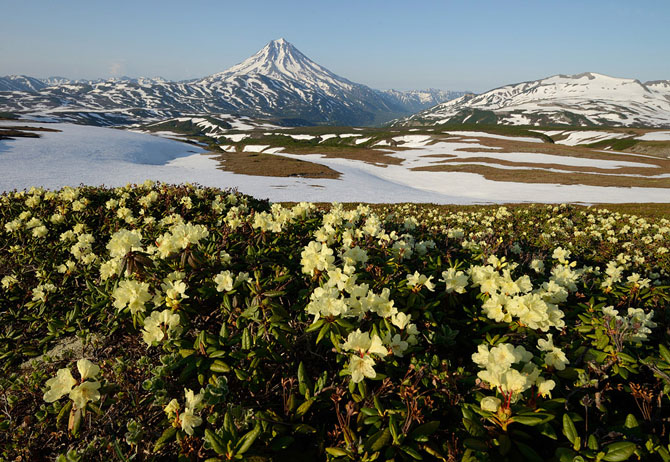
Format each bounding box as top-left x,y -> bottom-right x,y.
1,0 -> 668,92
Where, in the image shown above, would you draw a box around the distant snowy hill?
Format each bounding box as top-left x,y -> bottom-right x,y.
394,72 -> 670,128
380,88 -> 467,114
0,39 -> 461,126
0,75 -> 47,92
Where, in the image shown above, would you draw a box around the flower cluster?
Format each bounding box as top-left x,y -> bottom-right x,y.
341,330 -> 388,383
142,309 -> 181,345
2,184 -> 669,460
164,388 -> 204,436
155,222 -> 209,258
472,343 -> 555,404
603,305 -> 657,343
112,279 -> 152,315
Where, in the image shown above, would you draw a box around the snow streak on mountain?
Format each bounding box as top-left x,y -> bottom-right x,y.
0,39 -> 463,127
394,73 -> 670,128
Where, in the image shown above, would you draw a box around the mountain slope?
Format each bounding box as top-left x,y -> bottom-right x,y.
0,39 -> 460,126
394,72 -> 670,128
380,88 -> 467,114
0,75 -> 47,92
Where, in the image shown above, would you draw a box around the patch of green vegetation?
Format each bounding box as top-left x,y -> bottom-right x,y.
230,134 -> 321,149
144,116 -> 232,137
226,130 -> 399,151
0,112 -> 18,120
445,108 -> 500,125
2,186 -> 670,461
586,138 -> 639,150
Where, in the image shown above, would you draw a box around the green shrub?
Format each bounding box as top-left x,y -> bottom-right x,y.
1,184 -> 669,461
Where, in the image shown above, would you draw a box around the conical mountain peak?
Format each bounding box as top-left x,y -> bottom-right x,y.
212,39 -> 354,92
268,37 -> 289,47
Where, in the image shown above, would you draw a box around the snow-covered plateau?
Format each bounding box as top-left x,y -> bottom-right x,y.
1,122 -> 669,204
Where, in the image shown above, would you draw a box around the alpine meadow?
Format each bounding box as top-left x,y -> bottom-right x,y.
1,2 -> 670,461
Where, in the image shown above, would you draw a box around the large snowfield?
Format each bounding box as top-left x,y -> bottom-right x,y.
1,122 -> 669,204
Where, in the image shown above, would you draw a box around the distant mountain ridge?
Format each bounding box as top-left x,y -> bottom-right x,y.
0,75 -> 47,92
393,72 -> 670,128
0,39 -> 465,126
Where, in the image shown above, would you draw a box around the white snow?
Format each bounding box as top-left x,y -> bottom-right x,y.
271,149 -> 670,204
540,131 -> 565,137
219,145 -> 235,152
225,116 -> 273,131
392,135 -> 433,147
152,130 -> 186,137
503,113 -> 532,125
637,131 -> 670,141
243,145 -> 270,152
443,131 -> 544,144
1,122 -> 668,204
441,162 -> 670,179
289,134 -> 315,140
191,118 -> 222,133
337,134 -> 362,138
319,134 -> 338,141
224,134 -> 249,142
354,137 -> 371,145
384,141 -> 653,170
550,131 -> 630,146
409,73 -> 670,128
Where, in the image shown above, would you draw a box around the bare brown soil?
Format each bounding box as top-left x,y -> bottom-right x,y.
412,163 -> 670,188
625,141 -> 670,158
589,202 -> 670,218
0,125 -> 61,131
425,155 -> 669,175
0,125 -> 61,140
208,131 -> 670,187
211,150 -> 341,179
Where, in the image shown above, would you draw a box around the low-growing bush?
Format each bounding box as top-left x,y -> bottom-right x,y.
0,182 -> 668,461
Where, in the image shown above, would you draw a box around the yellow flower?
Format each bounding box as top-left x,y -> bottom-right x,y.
536,378 -> 556,398
214,271 -> 234,292
107,229 -> 143,258
406,271 -> 435,292
142,309 -> 181,346
349,355 -> 377,383
164,399 -> 179,419
69,381 -> 101,410
180,408 -> 202,436
112,279 -> 152,314
184,388 -> 204,412
342,329 -> 388,358
342,330 -> 389,383
77,358 -> 100,381
43,369 -> 77,402
480,396 -> 501,412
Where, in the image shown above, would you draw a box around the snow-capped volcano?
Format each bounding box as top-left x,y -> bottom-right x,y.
395,72 -> 670,128
0,39 -> 462,126
209,38 -> 355,93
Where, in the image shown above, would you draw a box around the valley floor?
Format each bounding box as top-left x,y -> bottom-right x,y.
2,121 -> 670,205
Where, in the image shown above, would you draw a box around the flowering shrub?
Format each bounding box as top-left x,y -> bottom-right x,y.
0,183 -> 669,461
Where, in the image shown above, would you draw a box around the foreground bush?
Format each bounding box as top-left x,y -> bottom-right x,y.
0,182 -> 669,461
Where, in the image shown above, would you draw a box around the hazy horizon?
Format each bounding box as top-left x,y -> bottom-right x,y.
2,0 -> 669,93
